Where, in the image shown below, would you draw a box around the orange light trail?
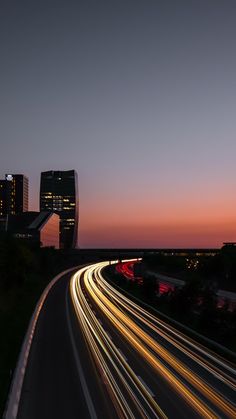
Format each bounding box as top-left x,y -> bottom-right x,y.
69,261 -> 236,418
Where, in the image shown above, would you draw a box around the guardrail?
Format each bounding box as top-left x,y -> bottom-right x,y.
3,266 -> 78,419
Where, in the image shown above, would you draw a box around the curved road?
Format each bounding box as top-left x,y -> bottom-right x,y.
11,261 -> 236,418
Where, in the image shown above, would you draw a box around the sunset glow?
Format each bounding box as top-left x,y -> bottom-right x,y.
2,1 -> 236,248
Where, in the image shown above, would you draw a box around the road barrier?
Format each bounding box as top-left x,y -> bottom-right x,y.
3,267 -> 78,419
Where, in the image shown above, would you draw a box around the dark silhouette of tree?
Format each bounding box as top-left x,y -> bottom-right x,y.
0,236 -> 36,289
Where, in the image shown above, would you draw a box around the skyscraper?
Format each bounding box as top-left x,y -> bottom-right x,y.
40,170 -> 78,249
0,174 -> 29,216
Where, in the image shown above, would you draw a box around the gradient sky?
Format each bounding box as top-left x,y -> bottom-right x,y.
1,0 -> 236,248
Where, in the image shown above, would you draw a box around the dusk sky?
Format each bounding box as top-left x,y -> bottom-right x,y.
1,0 -> 236,248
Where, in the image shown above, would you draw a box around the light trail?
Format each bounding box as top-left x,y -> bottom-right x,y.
69,261 -> 236,419
96,268 -> 236,390
70,265 -> 167,419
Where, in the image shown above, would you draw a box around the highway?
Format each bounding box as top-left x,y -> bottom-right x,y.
70,261 -> 236,419
10,261 -> 236,419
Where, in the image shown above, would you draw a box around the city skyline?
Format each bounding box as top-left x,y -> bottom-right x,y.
1,0 -> 236,248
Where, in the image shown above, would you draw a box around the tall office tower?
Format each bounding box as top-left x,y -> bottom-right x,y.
0,174 -> 29,216
40,170 -> 78,249
0,180 -> 6,216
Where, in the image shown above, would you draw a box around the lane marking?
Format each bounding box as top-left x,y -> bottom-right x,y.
66,285 -> 98,419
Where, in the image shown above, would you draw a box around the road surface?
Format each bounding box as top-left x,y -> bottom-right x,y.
13,262 -> 236,418
70,261 -> 236,418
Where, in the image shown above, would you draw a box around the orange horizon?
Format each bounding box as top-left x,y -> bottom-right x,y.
30,194 -> 236,248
